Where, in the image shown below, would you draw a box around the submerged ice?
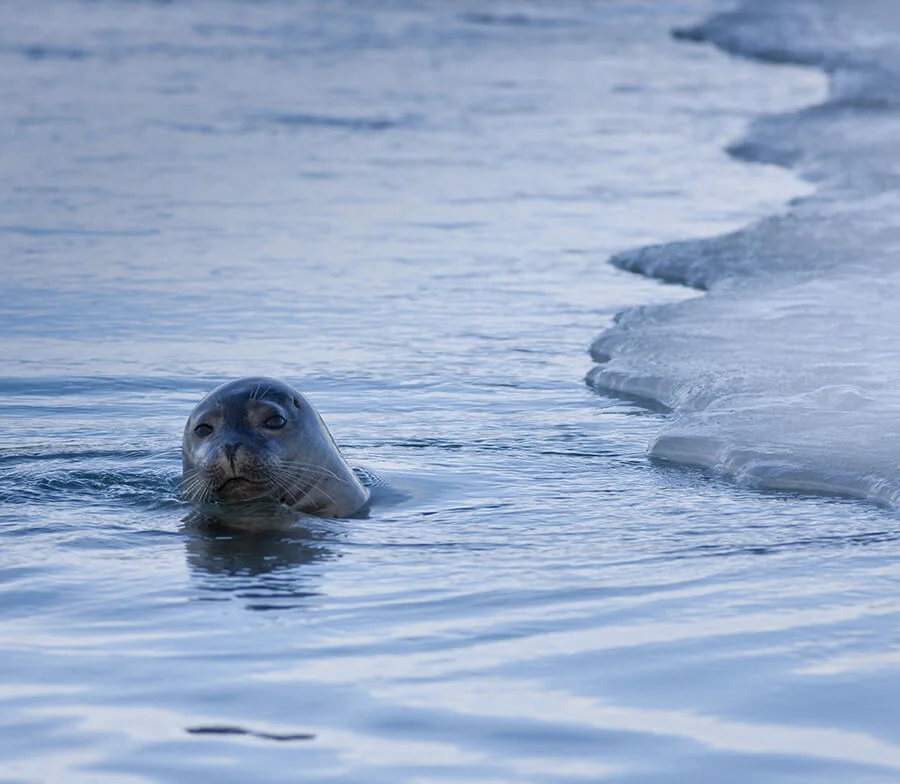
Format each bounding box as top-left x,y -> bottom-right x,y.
588,0 -> 900,504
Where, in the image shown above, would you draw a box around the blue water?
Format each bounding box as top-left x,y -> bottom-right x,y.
6,1 -> 900,782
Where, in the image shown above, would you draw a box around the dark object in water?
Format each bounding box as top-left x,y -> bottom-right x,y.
186,724 -> 315,742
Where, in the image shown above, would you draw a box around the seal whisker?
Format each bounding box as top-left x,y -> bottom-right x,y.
181,472 -> 203,499
269,470 -> 315,507
276,459 -> 350,486
276,469 -> 345,503
185,468 -> 217,504
250,382 -> 273,402
266,462 -> 340,509
182,472 -> 214,503
277,467 -> 338,510
267,465 -> 325,501
266,463 -> 341,489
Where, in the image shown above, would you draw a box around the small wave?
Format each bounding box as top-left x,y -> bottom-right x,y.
14,44 -> 89,61
0,224 -> 158,238
244,111 -> 413,133
0,376 -> 215,397
186,725 -> 314,742
460,12 -> 576,29
0,458 -> 182,510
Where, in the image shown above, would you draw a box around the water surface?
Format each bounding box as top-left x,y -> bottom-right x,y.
6,2 -> 899,782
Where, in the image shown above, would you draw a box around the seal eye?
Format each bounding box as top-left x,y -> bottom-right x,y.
194,423 -> 213,437
264,414 -> 287,429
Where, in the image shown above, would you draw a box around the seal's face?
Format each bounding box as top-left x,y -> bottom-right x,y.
182,378 -> 310,506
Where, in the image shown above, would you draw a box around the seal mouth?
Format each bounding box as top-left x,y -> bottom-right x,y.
214,476 -> 273,505
218,477 -> 266,492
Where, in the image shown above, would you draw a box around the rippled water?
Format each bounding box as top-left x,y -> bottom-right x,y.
7,1 -> 900,782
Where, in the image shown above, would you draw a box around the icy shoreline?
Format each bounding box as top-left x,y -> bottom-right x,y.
588,0 -> 900,505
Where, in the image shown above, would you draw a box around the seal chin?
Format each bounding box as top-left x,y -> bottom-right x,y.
215,477 -> 271,503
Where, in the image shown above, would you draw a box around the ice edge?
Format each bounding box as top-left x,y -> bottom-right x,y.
587,0 -> 900,506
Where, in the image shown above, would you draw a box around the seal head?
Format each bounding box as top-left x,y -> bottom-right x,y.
182,377 -> 369,518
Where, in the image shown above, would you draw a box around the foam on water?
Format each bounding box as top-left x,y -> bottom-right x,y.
588,0 -> 900,505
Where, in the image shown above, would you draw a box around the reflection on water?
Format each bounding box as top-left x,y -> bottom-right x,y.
183,510 -> 331,609
183,500 -> 308,536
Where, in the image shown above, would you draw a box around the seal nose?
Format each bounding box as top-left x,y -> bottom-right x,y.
224,443 -> 239,471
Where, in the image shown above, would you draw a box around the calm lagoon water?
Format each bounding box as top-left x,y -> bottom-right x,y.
4,1 -> 900,782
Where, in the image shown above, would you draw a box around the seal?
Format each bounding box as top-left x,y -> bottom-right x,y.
182,377 -> 369,518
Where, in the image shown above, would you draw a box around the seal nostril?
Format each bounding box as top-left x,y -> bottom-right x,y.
224,443 -> 239,468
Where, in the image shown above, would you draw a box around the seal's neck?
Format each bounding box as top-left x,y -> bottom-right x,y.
297,457 -> 369,518
290,423 -> 369,517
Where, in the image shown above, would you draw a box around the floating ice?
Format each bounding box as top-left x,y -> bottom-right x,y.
588,0 -> 900,505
